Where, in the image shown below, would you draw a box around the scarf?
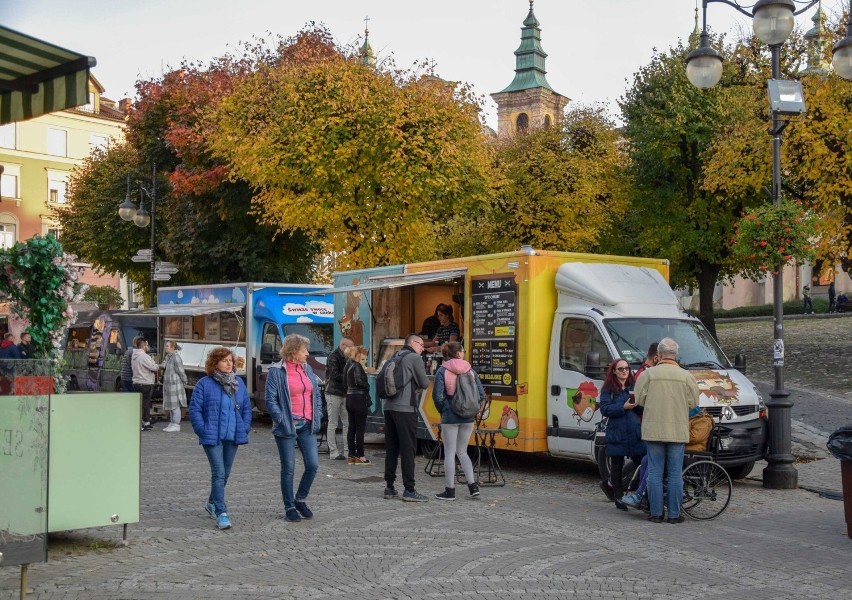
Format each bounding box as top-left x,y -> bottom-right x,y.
212,369 -> 238,397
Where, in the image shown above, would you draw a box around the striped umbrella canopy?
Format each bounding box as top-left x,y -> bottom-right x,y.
0,25 -> 96,125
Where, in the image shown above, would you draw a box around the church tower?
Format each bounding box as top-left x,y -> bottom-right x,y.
802,1 -> 830,76
358,17 -> 376,67
491,1 -> 568,138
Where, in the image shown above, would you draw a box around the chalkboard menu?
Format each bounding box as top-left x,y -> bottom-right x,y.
470,274 -> 517,397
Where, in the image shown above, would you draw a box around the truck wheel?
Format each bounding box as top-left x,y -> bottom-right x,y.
722,461 -> 755,480
68,376 -> 80,392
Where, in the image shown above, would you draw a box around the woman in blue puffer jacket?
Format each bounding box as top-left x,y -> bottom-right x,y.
189,347 -> 252,531
600,358 -> 645,511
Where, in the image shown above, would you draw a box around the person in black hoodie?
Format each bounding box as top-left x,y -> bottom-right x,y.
324,336 -> 354,460
17,332 -> 34,359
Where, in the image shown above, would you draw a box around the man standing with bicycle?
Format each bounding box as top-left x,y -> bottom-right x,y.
633,338 -> 699,524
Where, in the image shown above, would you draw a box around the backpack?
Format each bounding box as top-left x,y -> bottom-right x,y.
376,349 -> 411,399
450,370 -> 480,419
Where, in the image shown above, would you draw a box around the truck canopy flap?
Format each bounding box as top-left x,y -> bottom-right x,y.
123,304 -> 243,317
314,269 -> 467,295
556,263 -> 679,314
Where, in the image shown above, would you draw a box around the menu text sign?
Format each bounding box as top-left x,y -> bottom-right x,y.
470,274 -> 517,397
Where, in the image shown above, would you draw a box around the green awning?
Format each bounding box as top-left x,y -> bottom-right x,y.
0,25 -> 96,125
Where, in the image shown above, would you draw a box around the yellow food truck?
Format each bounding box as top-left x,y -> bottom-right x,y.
324,248 -> 767,480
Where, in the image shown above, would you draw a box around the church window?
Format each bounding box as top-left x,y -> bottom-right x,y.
516,113 -> 529,133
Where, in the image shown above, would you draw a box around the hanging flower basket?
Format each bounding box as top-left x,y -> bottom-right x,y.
730,200 -> 817,281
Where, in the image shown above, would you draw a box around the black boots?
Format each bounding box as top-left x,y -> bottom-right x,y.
435,487 -> 456,501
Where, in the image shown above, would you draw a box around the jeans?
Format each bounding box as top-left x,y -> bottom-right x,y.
325,393 -> 348,456
274,427 -> 319,511
347,409 -> 367,457
646,441 -> 685,518
203,441 -> 238,517
384,410 -> 417,492
803,296 -> 813,313
636,455 -> 649,495
134,383 -> 153,423
440,422 -> 476,489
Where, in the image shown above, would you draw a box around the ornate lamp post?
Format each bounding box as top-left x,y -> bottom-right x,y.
685,0 -> 821,490
117,164 -> 158,307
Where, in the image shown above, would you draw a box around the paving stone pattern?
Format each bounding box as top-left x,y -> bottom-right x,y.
1,415 -> 849,599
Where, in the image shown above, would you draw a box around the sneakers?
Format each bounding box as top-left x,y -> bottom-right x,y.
354,456 -> 371,465
216,513 -> 232,530
383,487 -> 399,500
141,421 -> 153,431
599,480 -> 615,501
205,502 -> 216,519
285,508 -> 302,522
163,423 -> 180,432
348,456 -> 358,464
402,489 -> 429,502
614,499 -> 628,511
294,501 -> 313,519
648,515 -> 663,524
621,493 -> 642,508
334,454 -> 347,461
468,482 -> 481,498
667,515 -> 685,524
435,487 -> 456,501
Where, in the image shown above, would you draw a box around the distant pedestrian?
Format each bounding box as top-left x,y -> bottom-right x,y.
633,342 -> 659,381
600,358 -> 645,511
265,334 -> 323,523
131,337 -> 158,431
120,337 -> 139,392
634,338 -> 699,524
431,341 -> 486,501
828,281 -> 837,313
189,347 -> 252,531
802,284 -> 814,315
0,333 -> 22,360
344,345 -> 371,465
324,336 -> 354,460
17,332 -> 34,359
382,334 -> 430,502
161,340 -> 187,432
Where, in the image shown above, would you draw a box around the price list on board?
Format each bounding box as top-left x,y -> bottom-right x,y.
470,275 -> 517,396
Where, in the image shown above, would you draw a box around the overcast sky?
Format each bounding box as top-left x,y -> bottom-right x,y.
2,0 -> 841,127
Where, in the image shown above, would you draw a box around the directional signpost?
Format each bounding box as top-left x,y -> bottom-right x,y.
152,261 -> 179,282
152,274 -> 172,281
132,248 -> 152,263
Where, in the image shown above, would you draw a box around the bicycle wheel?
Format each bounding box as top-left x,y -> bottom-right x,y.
682,460 -> 732,520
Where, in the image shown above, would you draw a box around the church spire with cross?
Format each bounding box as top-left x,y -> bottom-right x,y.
358,16 -> 376,67
490,1 -> 568,138
802,0 -> 830,75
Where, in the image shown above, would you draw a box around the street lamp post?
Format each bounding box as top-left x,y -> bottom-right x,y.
117,164 -> 158,307
685,0 -> 819,490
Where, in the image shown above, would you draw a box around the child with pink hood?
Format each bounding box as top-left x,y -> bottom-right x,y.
431,341 -> 487,501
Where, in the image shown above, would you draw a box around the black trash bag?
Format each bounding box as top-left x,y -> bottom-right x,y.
827,424 -> 852,461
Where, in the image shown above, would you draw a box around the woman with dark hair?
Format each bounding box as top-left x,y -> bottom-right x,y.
425,304 -> 460,350
265,333 -> 323,523
599,358 -> 644,511
189,347 -> 252,530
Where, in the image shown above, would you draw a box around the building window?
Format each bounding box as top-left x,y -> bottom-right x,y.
90,134 -> 109,153
0,124 -> 15,149
47,227 -> 61,239
543,115 -> 552,129
47,128 -> 68,157
0,221 -> 16,249
47,170 -> 69,204
0,164 -> 20,199
516,113 -> 529,134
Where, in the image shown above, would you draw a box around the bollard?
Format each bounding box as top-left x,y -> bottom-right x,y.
843,460 -> 852,539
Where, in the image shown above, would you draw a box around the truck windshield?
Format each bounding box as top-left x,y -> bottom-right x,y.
603,318 -> 730,369
122,326 -> 158,354
282,324 -> 333,357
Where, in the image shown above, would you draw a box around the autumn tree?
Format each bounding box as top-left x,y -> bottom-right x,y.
208,35 -> 494,269
617,37 -> 764,338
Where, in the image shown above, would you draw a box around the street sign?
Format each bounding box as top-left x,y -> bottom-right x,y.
136,249 -> 152,256
155,267 -> 179,275
152,273 -> 171,281
155,261 -> 179,275
131,255 -> 152,263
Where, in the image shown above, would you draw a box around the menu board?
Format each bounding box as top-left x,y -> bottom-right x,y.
470,274 -> 517,397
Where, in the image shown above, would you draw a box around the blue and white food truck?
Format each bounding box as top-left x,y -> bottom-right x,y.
138,283 -> 334,410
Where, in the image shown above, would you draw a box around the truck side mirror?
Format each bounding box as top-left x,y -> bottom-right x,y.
734,354 -> 747,374
584,351 -> 604,379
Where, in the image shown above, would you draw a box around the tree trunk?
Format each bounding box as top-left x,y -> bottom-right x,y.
696,262 -> 721,340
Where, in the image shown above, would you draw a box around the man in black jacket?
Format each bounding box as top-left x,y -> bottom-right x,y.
325,336 -> 354,460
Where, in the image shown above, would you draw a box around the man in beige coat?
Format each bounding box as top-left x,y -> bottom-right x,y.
634,337 -> 699,524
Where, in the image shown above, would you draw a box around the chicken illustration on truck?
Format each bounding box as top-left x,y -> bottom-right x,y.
322,248 -> 767,480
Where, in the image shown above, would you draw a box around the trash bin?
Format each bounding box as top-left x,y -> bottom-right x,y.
827,425 -> 852,539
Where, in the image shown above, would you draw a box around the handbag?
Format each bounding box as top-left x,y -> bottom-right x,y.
687,410 -> 714,451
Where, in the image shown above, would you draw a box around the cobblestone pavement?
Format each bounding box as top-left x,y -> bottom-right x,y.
2,415 -> 849,600
716,313 -> 852,458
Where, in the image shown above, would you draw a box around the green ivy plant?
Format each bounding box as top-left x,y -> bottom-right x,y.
730,200 -> 817,281
0,235 -> 87,390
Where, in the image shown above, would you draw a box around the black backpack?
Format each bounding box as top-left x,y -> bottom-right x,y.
450,370 -> 480,419
376,349 -> 411,399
